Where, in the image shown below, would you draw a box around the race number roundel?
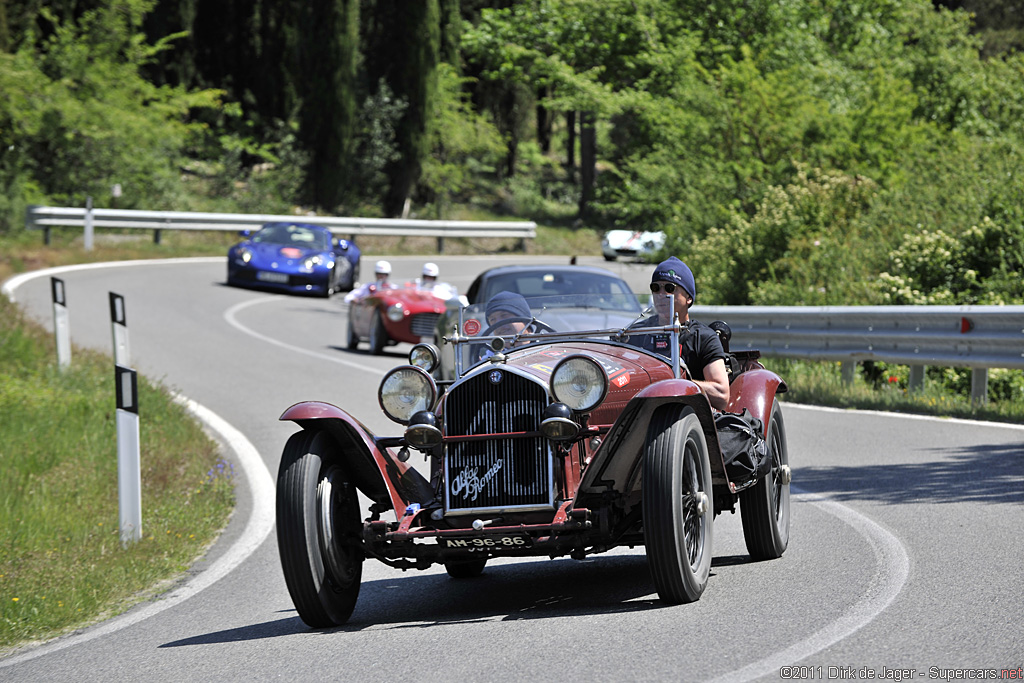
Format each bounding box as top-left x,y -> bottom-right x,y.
464,318 -> 482,336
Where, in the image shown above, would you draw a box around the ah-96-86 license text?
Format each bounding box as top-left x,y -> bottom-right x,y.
780,666 -> 1023,682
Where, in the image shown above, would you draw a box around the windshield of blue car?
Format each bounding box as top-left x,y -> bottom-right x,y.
253,224 -> 330,250
478,270 -> 635,306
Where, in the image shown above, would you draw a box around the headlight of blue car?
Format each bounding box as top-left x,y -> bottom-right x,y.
236,247 -> 253,265
299,255 -> 324,273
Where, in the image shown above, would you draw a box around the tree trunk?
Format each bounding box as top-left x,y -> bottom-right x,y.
566,110 -> 577,181
537,86 -> 552,154
380,0 -> 440,217
579,111 -> 596,217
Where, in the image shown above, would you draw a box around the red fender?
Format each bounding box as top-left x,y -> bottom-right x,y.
576,379 -> 728,509
725,369 -> 788,437
280,401 -> 432,514
575,370 -> 788,507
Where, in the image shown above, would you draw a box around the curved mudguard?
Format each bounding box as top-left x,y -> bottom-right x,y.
575,369 -> 787,506
725,368 -> 788,435
575,379 -> 722,509
279,401 -> 432,514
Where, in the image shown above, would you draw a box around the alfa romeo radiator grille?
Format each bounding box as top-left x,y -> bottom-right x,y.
444,370 -> 553,513
410,313 -> 440,337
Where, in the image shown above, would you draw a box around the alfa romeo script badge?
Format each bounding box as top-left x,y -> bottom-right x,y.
489,370 -> 503,384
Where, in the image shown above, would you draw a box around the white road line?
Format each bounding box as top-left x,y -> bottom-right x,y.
224,296 -> 387,376
0,395 -> 274,668
705,486 -> 910,683
1,257 -> 226,303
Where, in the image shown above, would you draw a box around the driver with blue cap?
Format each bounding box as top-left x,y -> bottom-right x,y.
630,256 -> 730,410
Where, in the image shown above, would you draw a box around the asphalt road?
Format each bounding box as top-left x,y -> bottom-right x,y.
2,255 -> 1021,682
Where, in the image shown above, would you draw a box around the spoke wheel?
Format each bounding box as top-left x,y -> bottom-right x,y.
642,404 -> 713,604
277,429 -> 363,627
740,401 -> 790,560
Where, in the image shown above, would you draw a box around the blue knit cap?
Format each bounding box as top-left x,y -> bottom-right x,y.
652,256 -> 696,303
486,291 -> 531,320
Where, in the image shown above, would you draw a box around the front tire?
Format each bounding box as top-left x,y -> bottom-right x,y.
277,429 -> 363,627
643,404 -> 713,604
740,401 -> 790,560
346,308 -> 360,350
368,310 -> 387,355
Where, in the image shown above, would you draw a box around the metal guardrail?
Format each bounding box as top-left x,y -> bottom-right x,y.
692,304 -> 1024,403
25,205 -> 537,253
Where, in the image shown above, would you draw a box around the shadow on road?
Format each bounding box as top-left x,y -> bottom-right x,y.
159,552 -> 752,645
796,440 -> 1024,505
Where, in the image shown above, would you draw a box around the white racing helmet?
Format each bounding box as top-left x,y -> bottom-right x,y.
375,260 -> 392,275
422,262 -> 439,278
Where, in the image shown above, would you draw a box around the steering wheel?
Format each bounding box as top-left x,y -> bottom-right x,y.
480,316 -> 557,338
469,317 -> 557,364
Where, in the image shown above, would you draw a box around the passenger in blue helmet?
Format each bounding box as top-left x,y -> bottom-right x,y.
630,256 -> 731,410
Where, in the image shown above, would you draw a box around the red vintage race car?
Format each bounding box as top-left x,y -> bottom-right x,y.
346,283 -> 451,354
277,293 -> 791,627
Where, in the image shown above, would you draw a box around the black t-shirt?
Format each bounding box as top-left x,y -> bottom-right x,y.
627,316 -> 726,381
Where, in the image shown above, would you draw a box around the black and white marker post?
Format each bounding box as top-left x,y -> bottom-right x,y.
50,277 -> 71,369
109,292 -> 130,367
115,365 -> 142,545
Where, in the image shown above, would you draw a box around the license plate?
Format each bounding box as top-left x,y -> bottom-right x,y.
257,271 -> 289,284
442,535 -> 531,549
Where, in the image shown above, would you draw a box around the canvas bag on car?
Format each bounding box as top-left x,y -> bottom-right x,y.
713,408 -> 770,484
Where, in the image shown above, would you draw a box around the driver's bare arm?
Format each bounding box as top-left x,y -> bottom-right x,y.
693,358 -> 730,411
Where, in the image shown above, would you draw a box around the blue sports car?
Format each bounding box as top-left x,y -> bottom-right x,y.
226,222 -> 361,297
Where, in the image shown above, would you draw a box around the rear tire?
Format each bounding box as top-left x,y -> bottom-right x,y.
368,310 -> 387,355
277,429 -> 363,627
740,401 -> 790,560
444,558 -> 487,578
643,404 -> 713,604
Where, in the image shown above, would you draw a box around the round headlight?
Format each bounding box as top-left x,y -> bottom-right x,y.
409,343 -> 439,372
239,247 -> 253,264
550,356 -> 608,413
378,366 -> 437,424
386,303 -> 405,322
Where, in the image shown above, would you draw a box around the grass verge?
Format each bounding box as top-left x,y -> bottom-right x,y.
0,287 -> 233,653
766,358 -> 1024,424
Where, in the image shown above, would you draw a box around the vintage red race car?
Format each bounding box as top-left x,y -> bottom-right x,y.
277,293 -> 791,627
346,283 -> 451,354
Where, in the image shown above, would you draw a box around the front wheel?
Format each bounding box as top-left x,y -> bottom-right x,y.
740,401 -> 791,560
277,429 -> 363,627
368,310 -> 387,355
346,308 -> 360,350
642,405 -> 713,604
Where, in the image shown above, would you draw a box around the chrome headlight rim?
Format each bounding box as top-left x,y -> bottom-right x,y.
409,343 -> 440,373
378,365 -> 438,425
405,410 -> 443,449
550,355 -> 608,413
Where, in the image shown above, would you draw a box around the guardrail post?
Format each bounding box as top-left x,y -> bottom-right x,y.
437,236 -> 445,253
84,196 -> 94,251
971,368 -> 988,406
908,365 -> 925,393
51,277 -> 71,369
115,365 -> 143,545
840,361 -> 856,385
154,228 -> 162,245
109,292 -> 130,366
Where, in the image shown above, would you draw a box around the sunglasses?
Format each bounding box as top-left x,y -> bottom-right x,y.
650,282 -> 678,294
